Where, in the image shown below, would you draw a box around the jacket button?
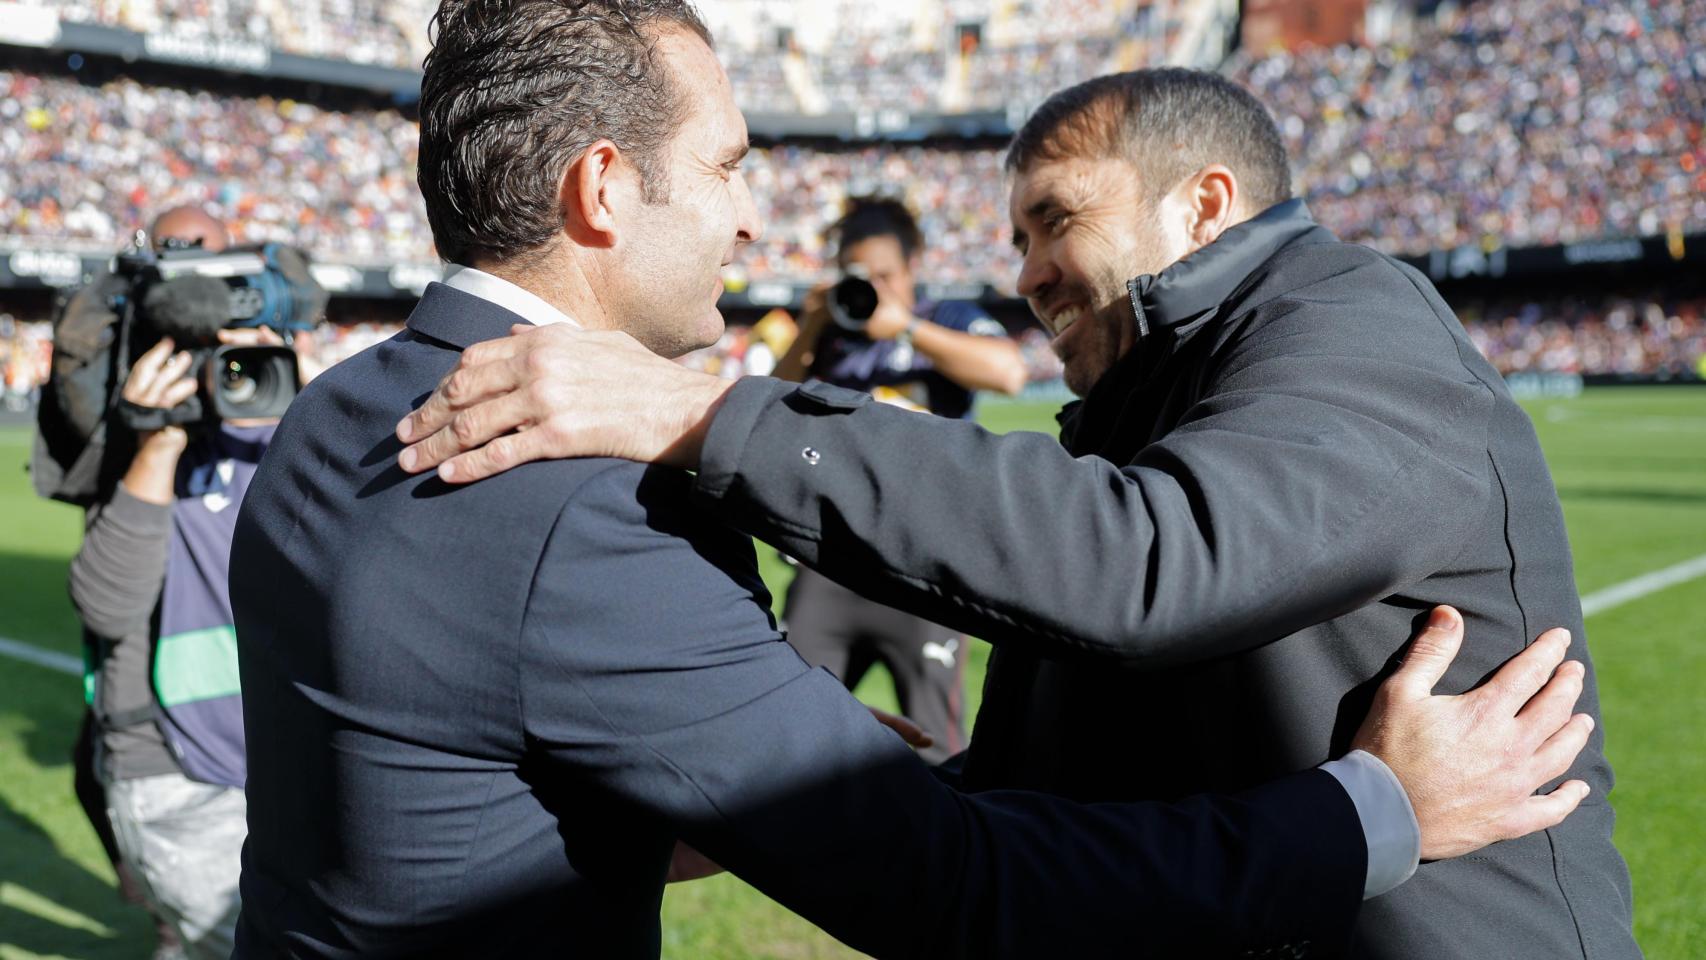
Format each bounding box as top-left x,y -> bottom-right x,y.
801,447 -> 821,466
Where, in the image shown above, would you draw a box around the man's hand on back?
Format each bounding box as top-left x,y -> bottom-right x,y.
1358,605 -> 1593,861
396,324 -> 726,481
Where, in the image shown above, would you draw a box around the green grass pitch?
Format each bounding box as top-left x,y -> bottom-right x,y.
0,386 -> 1701,958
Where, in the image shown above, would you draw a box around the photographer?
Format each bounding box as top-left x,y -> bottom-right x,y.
64,209 -> 319,960
772,197 -> 1026,761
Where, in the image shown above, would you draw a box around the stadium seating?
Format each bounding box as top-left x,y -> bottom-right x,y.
5,0 -> 1701,284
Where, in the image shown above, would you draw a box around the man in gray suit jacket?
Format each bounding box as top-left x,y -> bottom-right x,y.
397,69 -> 1637,958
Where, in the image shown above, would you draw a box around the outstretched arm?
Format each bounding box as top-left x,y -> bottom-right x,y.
396,279 -> 1492,667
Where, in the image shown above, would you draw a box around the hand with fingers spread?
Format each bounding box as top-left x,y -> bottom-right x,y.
395,324 -> 730,483
1354,606 -> 1594,861
119,337 -> 199,503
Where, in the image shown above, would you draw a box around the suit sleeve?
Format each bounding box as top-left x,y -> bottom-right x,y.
694,259 -> 1494,665
520,464 -> 1366,959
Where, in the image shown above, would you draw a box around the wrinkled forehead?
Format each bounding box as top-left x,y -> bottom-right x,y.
1007,155 -> 1141,223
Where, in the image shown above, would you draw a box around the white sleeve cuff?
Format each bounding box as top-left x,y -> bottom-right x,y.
1320,749 -> 1421,899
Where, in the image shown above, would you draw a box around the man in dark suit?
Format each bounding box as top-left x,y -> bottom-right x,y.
232,5 -> 1593,957
394,66 -> 1634,958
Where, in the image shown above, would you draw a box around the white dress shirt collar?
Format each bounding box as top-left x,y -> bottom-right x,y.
440,265 -> 581,328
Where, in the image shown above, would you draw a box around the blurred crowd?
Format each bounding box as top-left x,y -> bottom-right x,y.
2,0 -> 1702,284
1461,293 -> 1706,378
738,145 -> 1019,288
46,0 -> 435,71
0,316 -> 52,411
37,0 -> 1166,110
1232,0 -> 1706,257
1,71 -> 425,264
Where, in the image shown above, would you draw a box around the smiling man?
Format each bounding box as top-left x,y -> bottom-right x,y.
395,67 -> 1639,959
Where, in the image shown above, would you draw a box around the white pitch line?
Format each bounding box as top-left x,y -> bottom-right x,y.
0,635 -> 81,676
1580,551 -> 1706,619
0,554 -> 1702,674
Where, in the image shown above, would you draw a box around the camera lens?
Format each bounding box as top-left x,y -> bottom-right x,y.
210,345 -> 296,420
828,275 -> 880,331
222,358 -> 260,405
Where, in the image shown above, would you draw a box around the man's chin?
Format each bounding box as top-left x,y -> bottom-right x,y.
655,310 -> 726,361
1059,355 -> 1100,398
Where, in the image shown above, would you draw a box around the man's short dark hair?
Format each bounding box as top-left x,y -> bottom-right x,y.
829,196 -> 925,263
1006,68 -> 1293,212
418,0 -> 712,265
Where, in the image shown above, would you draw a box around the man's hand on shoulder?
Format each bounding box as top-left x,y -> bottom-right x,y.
396,324 -> 732,482
1358,605 -> 1594,861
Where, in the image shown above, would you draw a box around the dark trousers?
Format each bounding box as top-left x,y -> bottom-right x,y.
782,567 -> 965,764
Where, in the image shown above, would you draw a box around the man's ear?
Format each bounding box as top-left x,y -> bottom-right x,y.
1180,164 -> 1240,254
559,140 -> 626,248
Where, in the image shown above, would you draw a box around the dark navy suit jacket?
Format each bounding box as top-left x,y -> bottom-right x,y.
230,282 -> 1368,958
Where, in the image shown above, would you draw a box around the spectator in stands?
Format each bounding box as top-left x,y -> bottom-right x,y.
770,196 -> 1024,762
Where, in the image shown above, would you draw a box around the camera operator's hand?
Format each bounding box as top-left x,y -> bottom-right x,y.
215,326 -> 285,349
120,337 -> 198,503
862,290 -> 914,341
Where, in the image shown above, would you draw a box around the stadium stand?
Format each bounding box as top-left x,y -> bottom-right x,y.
1,0 -> 1701,385
44,0 -> 435,70
1461,291 -> 1706,378
5,0 -> 1703,283
1231,0 -> 1706,257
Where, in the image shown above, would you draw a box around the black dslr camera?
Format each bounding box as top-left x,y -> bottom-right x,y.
825,266 -> 880,333
110,235 -> 323,428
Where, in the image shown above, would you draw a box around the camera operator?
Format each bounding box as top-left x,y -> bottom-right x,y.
772,197 -> 1026,762
65,208 -> 318,960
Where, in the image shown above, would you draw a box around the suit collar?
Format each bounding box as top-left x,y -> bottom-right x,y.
405,281 -> 534,351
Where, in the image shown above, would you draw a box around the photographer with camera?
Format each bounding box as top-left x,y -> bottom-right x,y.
60,207 -> 322,960
772,197 -> 1026,761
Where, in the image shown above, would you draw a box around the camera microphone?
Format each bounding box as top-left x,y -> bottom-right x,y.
141,276 -> 233,344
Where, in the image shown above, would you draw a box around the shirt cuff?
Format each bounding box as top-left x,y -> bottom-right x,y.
1319,749 -> 1421,900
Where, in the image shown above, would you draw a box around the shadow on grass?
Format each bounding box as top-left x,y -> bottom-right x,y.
0,788 -> 152,959
0,613 -> 154,957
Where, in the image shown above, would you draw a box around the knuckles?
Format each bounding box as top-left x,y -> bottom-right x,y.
442,371 -> 470,405
451,411 -> 482,445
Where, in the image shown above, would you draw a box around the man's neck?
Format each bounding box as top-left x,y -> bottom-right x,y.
472,251 -> 616,331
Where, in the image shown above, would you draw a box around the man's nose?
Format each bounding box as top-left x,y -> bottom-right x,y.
733,173 -> 764,245
1015,246 -> 1057,301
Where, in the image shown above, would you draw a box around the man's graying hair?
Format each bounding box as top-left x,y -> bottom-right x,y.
1006,68 -> 1294,212
418,0 -> 711,265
